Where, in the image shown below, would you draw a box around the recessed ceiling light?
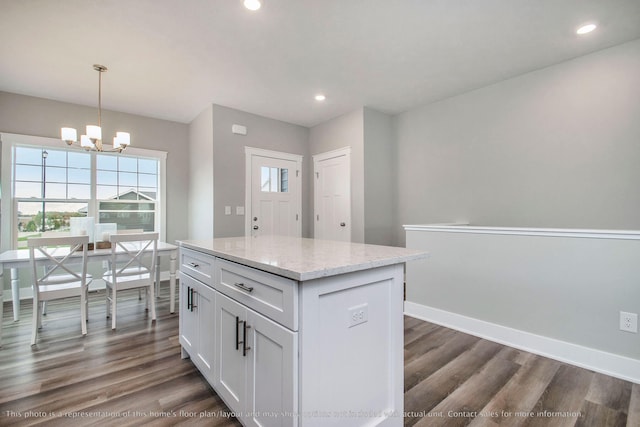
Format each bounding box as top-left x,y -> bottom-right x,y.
576,23 -> 597,35
243,0 -> 262,11
315,94 -> 326,101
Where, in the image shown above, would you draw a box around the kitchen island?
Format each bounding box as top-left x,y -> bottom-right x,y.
177,236 -> 426,427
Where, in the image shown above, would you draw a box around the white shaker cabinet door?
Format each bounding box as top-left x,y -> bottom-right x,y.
179,273 -> 216,384
215,293 -> 248,415
246,309 -> 298,427
194,281 -> 216,384
179,273 -> 198,359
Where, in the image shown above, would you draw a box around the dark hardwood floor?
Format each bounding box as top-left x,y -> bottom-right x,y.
0,287 -> 638,426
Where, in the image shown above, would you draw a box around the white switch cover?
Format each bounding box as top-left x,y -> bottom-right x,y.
224,206 -> 231,215
236,206 -> 245,215
232,124 -> 247,135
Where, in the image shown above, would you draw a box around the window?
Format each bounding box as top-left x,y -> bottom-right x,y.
260,166 -> 289,193
1,133 -> 166,250
96,154 -> 158,232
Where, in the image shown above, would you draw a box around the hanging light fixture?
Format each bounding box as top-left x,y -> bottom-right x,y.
61,64 -> 130,152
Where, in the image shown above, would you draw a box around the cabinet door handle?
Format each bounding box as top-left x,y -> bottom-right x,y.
190,288 -> 197,311
243,321 -> 251,357
188,262 -> 200,268
234,282 -> 254,293
187,286 -> 192,310
235,316 -> 242,351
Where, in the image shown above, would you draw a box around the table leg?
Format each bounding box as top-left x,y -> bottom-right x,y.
11,268 -> 19,322
169,250 -> 177,314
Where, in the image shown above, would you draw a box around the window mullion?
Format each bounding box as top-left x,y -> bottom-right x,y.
88,151 -> 97,221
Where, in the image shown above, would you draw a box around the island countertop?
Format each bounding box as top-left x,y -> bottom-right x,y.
177,236 -> 427,281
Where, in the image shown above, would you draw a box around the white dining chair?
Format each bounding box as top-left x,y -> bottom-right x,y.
28,235 -> 91,346
103,232 -> 158,330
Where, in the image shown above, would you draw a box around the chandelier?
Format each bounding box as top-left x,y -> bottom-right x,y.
60,64 -> 130,152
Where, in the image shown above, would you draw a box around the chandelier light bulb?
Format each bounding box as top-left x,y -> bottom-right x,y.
59,64 -> 131,152
86,125 -> 102,142
61,127 -> 77,144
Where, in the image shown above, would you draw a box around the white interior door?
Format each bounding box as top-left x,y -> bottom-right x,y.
245,148 -> 302,238
313,147 -> 351,242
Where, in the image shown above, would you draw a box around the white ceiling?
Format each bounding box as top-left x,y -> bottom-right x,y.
1,0 -> 639,127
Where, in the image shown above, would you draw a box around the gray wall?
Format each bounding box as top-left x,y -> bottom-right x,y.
187,104 -> 310,239
363,108 -> 395,246
0,91 -> 190,245
406,228 -> 640,371
395,39 -> 640,246
309,108 -> 365,243
187,105 -> 214,239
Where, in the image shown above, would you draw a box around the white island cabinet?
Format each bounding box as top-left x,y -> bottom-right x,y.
178,236 -> 426,427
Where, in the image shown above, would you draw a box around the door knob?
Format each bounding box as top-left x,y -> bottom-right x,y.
340,222 -> 346,227
253,225 -> 259,230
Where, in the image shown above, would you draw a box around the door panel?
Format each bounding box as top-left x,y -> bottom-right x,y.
215,293 -> 247,409
179,274 -> 198,356
196,282 -> 216,384
251,156 -> 299,237
314,148 -> 351,242
246,310 -> 298,427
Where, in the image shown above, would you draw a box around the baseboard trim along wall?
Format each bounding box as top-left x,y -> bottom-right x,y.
404,301 -> 640,385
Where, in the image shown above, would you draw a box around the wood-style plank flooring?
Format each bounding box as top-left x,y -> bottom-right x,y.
0,288 -> 638,426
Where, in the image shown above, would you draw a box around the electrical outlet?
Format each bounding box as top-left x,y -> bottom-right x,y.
348,304 -> 368,328
620,311 -> 638,333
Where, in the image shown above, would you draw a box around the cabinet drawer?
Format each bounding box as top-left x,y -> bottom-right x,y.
180,247 -> 214,286
215,259 -> 298,331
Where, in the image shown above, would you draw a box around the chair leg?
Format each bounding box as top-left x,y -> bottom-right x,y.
37,302 -> 43,329
80,290 -> 87,336
149,283 -> 156,321
111,288 -> 117,330
0,291 -> 3,348
31,297 -> 39,346
106,285 -> 111,318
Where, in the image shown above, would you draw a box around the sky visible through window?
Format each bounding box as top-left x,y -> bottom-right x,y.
14,146 -> 158,215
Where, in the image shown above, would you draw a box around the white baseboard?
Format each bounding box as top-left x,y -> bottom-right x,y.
404,301 -> 640,385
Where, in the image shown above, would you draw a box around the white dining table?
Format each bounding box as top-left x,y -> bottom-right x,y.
0,241 -> 178,327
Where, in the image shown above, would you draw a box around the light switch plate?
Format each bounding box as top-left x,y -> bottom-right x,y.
224,206 -> 231,215
236,206 -> 245,215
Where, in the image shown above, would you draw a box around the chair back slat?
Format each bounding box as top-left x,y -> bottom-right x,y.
28,236 -> 90,287
109,232 -> 159,280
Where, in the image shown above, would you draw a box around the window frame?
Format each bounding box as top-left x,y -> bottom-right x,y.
1,133 -> 167,251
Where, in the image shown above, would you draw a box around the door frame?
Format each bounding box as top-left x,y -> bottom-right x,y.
312,146 -> 351,241
244,147 -> 303,237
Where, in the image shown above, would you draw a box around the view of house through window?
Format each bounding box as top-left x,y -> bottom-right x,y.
260,166 -> 288,193
13,145 -> 160,248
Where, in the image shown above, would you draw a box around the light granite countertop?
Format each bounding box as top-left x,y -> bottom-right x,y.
177,236 -> 428,281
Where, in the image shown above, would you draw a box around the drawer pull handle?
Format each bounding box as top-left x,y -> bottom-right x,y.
188,262 -> 200,268
243,321 -> 251,357
234,282 -> 254,293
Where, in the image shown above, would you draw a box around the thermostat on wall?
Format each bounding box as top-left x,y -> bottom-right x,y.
232,124 -> 247,135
